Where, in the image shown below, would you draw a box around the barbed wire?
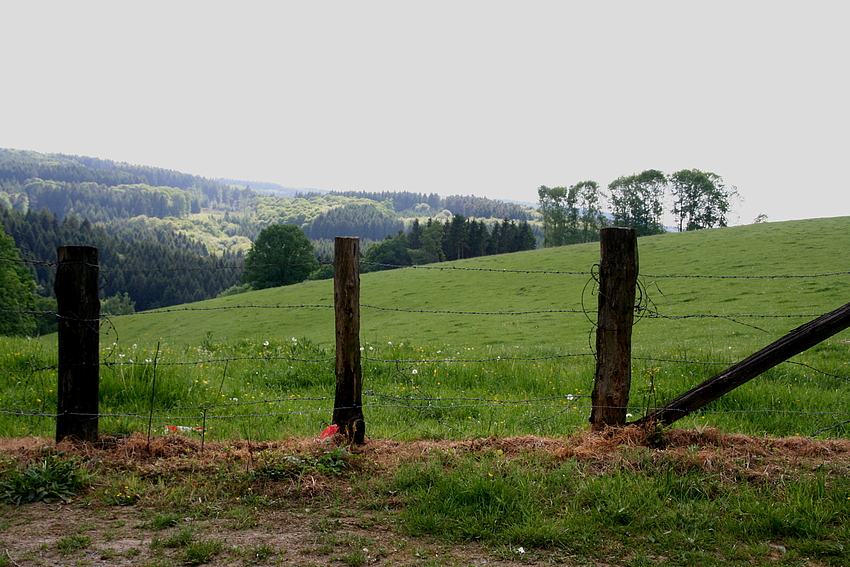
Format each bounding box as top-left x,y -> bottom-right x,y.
640,271 -> 850,279
3,303 -> 826,325
360,305 -> 586,316
6,399 -> 848,422
638,310 -> 819,320
5,397 -> 848,441
5,253 -> 850,279
4,253 -> 850,441
129,304 -> 334,316
3,350 -> 847,381
360,261 -> 591,274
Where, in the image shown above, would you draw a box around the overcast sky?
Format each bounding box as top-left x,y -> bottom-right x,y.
2,1 -> 847,225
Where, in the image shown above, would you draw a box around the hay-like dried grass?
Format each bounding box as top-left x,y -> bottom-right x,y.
2,428 -> 848,482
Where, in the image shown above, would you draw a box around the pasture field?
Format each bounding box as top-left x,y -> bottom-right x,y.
1,217 -> 849,441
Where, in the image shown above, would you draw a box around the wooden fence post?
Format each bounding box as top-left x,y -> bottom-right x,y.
590,228 -> 638,428
55,246 -> 100,443
332,237 -> 365,444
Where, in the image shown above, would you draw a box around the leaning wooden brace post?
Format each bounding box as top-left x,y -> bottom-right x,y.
636,300 -> 850,427
55,246 -> 100,443
590,228 -> 638,428
332,237 -> 365,444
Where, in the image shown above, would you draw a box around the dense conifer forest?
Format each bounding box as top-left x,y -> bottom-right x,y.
0,149 -> 541,317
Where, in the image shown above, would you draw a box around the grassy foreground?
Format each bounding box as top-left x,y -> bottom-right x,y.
1,429 -> 849,567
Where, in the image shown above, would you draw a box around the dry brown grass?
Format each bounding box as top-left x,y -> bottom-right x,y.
3,426 -> 849,478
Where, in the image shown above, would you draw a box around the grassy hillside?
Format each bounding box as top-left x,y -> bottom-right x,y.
5,217 -> 848,441
111,216 -> 850,357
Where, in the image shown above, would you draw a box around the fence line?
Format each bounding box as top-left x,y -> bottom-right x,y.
5,252 -> 850,279
2,245 -> 850,440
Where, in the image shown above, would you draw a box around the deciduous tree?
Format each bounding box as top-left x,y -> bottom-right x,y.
608,169 -> 667,236
670,169 -> 736,231
241,224 -> 318,289
0,225 -> 36,336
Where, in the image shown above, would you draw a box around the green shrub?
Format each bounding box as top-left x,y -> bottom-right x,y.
0,454 -> 91,504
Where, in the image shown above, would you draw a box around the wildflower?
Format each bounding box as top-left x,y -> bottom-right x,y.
263,341 -> 269,346
515,547 -> 525,554
567,394 -> 574,401
291,337 -> 297,342
412,369 -> 418,375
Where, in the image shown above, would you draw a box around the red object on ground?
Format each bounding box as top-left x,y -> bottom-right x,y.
165,425 -> 204,434
318,424 -> 339,439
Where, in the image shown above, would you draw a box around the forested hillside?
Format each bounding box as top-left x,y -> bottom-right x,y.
0,149 -> 541,317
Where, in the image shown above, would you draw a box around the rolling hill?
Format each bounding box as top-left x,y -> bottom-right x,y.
109,217 -> 850,361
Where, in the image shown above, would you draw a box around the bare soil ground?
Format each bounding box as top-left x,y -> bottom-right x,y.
1,428 -> 849,566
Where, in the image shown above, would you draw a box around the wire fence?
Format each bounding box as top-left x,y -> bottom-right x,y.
1,253 -> 849,440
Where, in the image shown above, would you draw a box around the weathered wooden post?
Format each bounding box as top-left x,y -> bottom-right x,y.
636,300 -> 850,427
332,237 -> 365,443
590,228 -> 638,428
55,246 -> 100,443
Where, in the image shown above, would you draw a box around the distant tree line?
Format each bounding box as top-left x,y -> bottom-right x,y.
327,190 -> 442,212
0,148 -> 258,214
304,202 -> 404,241
0,207 -> 241,314
362,215 -> 536,271
327,190 -> 537,221
539,168 -> 738,246
0,149 -> 547,321
441,195 -> 537,221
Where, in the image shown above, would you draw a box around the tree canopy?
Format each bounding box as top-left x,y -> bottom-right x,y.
670,169 -> 737,231
540,168 -> 738,247
362,215 -> 536,271
0,224 -> 36,336
538,183 -> 608,247
608,169 -> 667,236
241,224 -> 318,289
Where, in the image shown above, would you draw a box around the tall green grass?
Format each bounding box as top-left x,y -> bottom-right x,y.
1,217 -> 849,440
383,449 -> 850,565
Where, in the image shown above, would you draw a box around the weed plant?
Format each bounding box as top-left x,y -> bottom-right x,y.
0,452 -> 91,504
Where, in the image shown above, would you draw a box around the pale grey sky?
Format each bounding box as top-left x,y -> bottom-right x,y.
2,1 -> 847,225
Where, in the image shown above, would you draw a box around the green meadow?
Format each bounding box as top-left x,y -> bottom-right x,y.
2,217 -> 849,440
